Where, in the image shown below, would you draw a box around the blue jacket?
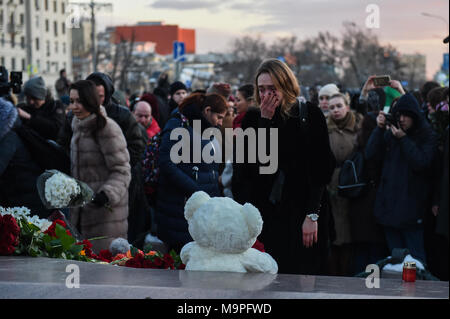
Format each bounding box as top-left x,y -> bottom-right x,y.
156,104 -> 221,247
365,93 -> 438,229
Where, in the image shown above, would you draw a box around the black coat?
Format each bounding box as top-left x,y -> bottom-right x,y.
231,107 -> 261,206
365,93 -> 438,229
256,101 -> 336,274
436,127 -> 449,240
0,106 -> 51,218
19,99 -> 65,141
348,112 -> 386,244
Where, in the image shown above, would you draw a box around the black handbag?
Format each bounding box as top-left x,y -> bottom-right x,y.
337,150 -> 367,198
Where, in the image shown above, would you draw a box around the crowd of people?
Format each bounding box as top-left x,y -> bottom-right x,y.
0,60 -> 448,280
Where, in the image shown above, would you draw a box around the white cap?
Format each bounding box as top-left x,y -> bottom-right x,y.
318,83 -> 340,97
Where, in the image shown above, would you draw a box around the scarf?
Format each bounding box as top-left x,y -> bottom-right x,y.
232,111 -> 246,129
328,111 -> 356,132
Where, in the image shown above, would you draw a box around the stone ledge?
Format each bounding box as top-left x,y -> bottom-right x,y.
0,256 -> 448,299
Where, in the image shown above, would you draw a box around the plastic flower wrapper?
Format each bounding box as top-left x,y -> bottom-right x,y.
37,170 -> 94,209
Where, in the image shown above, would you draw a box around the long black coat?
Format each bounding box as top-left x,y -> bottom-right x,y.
256,101 -> 335,275
0,101 -> 51,218
231,107 -> 261,206
365,93 -> 438,229
348,112 -> 386,244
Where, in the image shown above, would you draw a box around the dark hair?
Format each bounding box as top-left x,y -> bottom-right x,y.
427,86 -> 446,109
411,90 -> 423,106
60,69 -> 66,77
179,92 -> 228,114
69,80 -> 106,136
238,84 -> 254,101
420,81 -> 440,102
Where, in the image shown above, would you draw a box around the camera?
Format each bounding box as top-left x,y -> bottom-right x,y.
0,66 -> 23,97
385,113 -> 398,128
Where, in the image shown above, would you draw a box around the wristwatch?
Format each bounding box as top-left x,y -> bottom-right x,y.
306,213 -> 319,222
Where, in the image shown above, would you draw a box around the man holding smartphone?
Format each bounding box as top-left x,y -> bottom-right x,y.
365,93 -> 438,264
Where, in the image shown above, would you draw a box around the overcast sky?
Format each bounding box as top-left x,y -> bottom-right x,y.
80,0 -> 449,80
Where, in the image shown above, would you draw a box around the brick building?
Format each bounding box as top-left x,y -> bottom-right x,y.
113,22 -> 195,55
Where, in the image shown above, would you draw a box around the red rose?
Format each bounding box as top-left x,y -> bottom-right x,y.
163,254 -> 174,268
0,214 -> 20,255
44,219 -> 70,238
142,259 -> 155,269
97,250 -> 113,263
178,263 -> 186,270
251,239 -> 265,253
1,215 -> 20,236
0,232 -> 17,246
0,243 -> 16,255
152,257 -> 163,268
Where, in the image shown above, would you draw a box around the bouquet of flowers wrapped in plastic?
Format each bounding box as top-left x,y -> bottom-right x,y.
37,170 -> 94,209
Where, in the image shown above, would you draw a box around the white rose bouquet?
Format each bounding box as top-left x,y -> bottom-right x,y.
37,170 -> 94,209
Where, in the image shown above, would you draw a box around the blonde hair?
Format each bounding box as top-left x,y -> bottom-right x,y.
330,92 -> 350,106
254,59 -> 300,118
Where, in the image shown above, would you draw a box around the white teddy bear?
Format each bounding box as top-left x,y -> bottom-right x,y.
180,191 -> 278,274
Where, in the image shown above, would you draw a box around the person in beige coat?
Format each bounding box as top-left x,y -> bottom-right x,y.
68,80 -> 131,253
326,92 -> 363,276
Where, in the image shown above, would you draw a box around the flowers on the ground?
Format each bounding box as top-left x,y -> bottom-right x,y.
44,172 -> 81,208
0,214 -> 20,255
0,206 -> 184,270
110,245 -> 185,270
0,206 -> 51,232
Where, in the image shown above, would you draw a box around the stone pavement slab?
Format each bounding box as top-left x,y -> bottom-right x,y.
0,256 -> 448,299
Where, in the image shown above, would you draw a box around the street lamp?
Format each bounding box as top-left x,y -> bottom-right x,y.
421,12 -> 449,36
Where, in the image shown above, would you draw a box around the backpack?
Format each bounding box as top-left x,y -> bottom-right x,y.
337,150 -> 367,198
142,132 -> 162,195
14,125 -> 71,175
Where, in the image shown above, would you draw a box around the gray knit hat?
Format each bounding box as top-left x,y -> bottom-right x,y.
24,76 -> 47,100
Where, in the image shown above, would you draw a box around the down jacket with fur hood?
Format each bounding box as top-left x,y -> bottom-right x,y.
70,107 -> 131,253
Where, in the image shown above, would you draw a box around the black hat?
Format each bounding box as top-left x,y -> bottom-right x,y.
169,81 -> 187,96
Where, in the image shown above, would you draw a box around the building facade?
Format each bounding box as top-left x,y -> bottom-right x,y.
113,22 -> 195,56
0,0 -> 72,95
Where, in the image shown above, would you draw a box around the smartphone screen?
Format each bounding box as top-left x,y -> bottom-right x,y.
383,106 -> 390,113
374,76 -> 391,87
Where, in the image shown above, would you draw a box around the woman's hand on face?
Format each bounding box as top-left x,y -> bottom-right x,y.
260,91 -> 279,119
302,217 -> 318,248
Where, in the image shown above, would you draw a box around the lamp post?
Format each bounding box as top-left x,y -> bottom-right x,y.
70,1 -> 113,72
421,12 -> 449,36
